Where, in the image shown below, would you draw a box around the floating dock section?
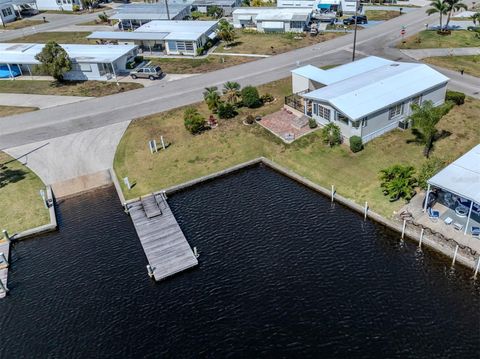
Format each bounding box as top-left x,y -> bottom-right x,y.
0,240 -> 10,299
127,193 -> 198,281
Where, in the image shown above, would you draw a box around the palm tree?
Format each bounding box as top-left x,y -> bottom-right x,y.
444,0 -> 468,29
408,100 -> 450,157
203,86 -> 220,112
426,0 -> 449,30
379,165 -> 417,201
216,19 -> 236,45
222,81 -> 241,104
473,12 -> 480,25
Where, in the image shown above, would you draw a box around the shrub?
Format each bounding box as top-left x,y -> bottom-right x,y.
379,164 -> 417,202
308,118 -> 317,129
134,55 -> 143,63
417,157 -> 447,190
445,90 -> 465,105
241,86 -> 261,108
196,47 -> 204,56
184,107 -> 206,134
349,136 -> 363,153
34,41 -> 72,82
261,93 -> 274,103
245,114 -> 255,124
98,12 -> 108,22
72,4 -> 80,11
191,10 -> 202,19
321,123 -> 341,147
217,102 -> 237,119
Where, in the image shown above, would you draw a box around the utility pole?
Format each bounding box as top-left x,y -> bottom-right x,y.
165,0 -> 170,20
352,0 -> 359,61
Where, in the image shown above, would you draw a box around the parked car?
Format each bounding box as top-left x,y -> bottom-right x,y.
130,66 -> 163,80
343,15 -> 368,25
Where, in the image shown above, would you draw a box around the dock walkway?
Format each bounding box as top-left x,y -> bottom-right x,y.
0,240 -> 10,299
127,193 -> 198,281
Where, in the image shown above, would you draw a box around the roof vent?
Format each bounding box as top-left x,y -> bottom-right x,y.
390,63 -> 400,67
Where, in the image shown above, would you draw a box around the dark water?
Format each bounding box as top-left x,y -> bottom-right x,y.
0,165 -> 479,358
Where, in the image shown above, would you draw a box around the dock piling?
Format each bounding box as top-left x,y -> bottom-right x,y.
474,258 -> 480,279
331,185 -> 335,202
0,279 -> 7,294
364,202 -> 368,220
401,219 -> 406,240
451,245 -> 459,267
147,265 -> 155,278
161,136 -> 166,151
193,246 -> 199,258
419,228 -> 424,249
2,230 -> 9,241
0,252 -> 8,267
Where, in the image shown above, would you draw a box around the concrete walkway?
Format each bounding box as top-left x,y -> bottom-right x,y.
401,47 -> 480,59
210,52 -> 271,58
0,93 -> 92,109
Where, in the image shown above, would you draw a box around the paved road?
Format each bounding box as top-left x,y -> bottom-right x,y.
0,93 -> 92,109
401,47 -> 480,59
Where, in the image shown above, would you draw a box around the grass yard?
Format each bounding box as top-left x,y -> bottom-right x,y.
0,80 -> 143,97
4,19 -> 45,30
148,56 -> 257,74
423,55 -> 480,77
43,6 -> 111,15
0,152 -> 50,235
215,30 -> 345,55
0,105 -> 38,117
364,10 -> 402,21
114,77 -> 480,218
7,31 -> 93,44
398,30 -> 480,49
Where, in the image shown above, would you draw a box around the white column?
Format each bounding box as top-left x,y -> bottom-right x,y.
304,99 -> 307,115
423,183 -> 431,212
464,201 -> 474,235
6,63 -> 13,79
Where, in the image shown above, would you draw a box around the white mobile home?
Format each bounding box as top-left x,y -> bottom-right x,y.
35,0 -> 82,11
0,0 -> 16,26
233,7 -> 312,33
110,2 -> 192,30
0,43 -> 138,80
289,56 -> 449,143
88,20 -> 218,56
192,0 -> 241,16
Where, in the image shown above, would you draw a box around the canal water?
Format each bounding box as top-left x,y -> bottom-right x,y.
0,165 -> 479,358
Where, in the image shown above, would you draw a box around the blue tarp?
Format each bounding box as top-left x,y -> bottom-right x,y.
0,64 -> 21,78
318,4 -> 332,8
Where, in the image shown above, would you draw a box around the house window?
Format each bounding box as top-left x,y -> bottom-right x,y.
411,95 -> 422,107
389,103 -> 403,119
313,103 -> 318,116
336,112 -> 349,124
317,104 -> 331,120
290,21 -> 304,29
361,117 -> 367,127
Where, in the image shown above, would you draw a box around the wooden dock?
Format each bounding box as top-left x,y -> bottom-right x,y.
127,193 -> 198,281
0,240 -> 10,299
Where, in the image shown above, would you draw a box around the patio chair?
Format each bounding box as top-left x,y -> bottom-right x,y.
472,227 -> 480,238
428,207 -> 440,222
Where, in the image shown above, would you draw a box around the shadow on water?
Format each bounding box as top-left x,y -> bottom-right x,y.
0,166 -> 479,358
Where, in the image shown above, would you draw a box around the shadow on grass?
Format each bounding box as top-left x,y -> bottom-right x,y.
0,167 -> 27,189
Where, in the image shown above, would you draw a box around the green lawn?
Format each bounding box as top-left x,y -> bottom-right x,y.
0,152 -> 50,235
7,31 -> 93,44
148,56 -> 257,74
364,10 -> 402,21
423,55 -> 480,77
0,80 -> 143,97
398,30 -> 480,49
114,77 -> 480,218
0,105 -> 38,117
215,30 -> 345,55
4,19 -> 45,30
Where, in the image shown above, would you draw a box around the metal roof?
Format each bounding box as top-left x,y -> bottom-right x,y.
193,0 -> 237,5
302,58 -> 449,120
428,144 -> 480,204
110,3 -> 191,20
88,31 -> 169,41
234,7 -> 312,21
0,43 -> 137,64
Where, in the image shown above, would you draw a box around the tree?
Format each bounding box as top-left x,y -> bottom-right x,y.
426,0 -> 449,30
207,5 -> 223,19
379,165 -> 417,202
203,86 -> 221,112
417,157 -> 447,190
251,0 -> 264,6
408,100 -> 452,158
321,123 -> 342,147
473,12 -> 480,25
241,85 -> 261,108
216,19 -> 236,44
184,107 -> 206,134
222,81 -> 241,104
444,0 -> 468,29
34,41 -> 72,82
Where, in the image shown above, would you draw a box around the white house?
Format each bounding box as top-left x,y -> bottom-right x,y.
0,43 -> 138,80
277,0 -> 357,14
0,0 -> 16,26
289,56 -> 449,143
110,2 -> 192,30
192,0 -> 241,16
232,7 -> 312,33
88,20 -> 218,56
35,0 -> 82,11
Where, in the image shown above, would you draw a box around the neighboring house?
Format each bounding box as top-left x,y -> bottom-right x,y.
0,43 -> 138,80
0,0 -> 16,26
288,56 -> 449,143
277,0 -> 357,14
110,2 -> 192,30
35,0 -> 82,11
192,0 -> 241,16
232,7 -> 312,33
88,20 -> 218,56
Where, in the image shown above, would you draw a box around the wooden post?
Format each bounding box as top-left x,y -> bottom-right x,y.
0,279 -> 7,293
364,201 -> 368,220
464,201 -> 474,235
161,136 -> 166,150
423,184 -> 431,212
451,245 -> 459,267
331,185 -> 335,202
146,264 -> 155,278
419,228 -> 424,249
474,257 -> 480,279
2,230 -> 9,241
123,177 -> 131,190
193,246 -> 199,258
401,219 -> 406,239
0,252 -> 7,267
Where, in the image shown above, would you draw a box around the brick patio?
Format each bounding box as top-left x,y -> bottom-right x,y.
258,107 -> 317,143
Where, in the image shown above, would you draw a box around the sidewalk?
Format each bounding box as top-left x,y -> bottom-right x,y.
0,93 -> 92,109
401,47 -> 480,59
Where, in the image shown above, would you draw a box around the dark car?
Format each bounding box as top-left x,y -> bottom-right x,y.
343,15 -> 368,25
